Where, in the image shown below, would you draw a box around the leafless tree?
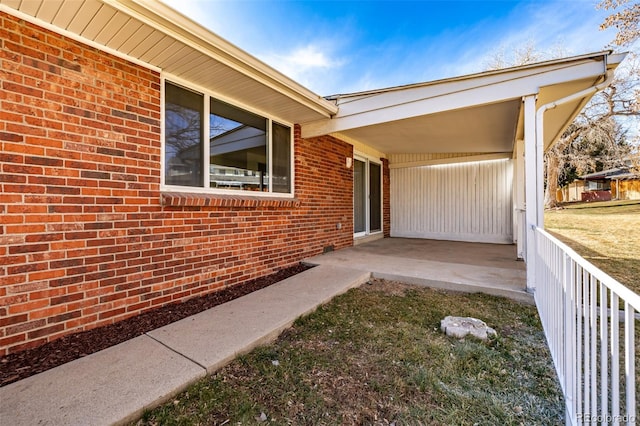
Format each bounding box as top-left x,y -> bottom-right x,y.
598,0 -> 640,47
484,6 -> 639,207
544,55 -> 639,206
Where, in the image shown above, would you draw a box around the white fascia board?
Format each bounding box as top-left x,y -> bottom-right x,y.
327,51 -> 612,100
607,52 -> 627,68
301,59 -> 605,138
105,0 -> 338,118
333,61 -> 593,114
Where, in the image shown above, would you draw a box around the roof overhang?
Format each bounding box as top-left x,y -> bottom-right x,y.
0,0 -> 338,124
302,52 -> 627,155
581,167 -> 637,180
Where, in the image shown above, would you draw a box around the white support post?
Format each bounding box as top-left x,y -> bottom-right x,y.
515,139 -> 525,259
535,110 -> 545,228
523,95 -> 538,292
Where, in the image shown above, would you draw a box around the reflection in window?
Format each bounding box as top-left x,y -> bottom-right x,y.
164,82 -> 203,187
163,80 -> 293,195
369,162 -> 381,232
209,99 -> 267,191
272,122 -> 291,193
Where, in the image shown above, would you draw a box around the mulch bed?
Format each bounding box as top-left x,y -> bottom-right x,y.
0,263 -> 312,387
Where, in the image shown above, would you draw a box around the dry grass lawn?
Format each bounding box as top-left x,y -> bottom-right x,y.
544,200 -> 640,295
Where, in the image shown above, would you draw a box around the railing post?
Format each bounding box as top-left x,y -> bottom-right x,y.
599,283 -> 608,423
611,292 -> 620,423
563,251 -> 575,425
589,276 -> 597,421
624,303 -> 636,424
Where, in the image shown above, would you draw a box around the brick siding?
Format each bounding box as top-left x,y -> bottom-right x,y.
382,158 -> 391,237
0,12 -> 355,355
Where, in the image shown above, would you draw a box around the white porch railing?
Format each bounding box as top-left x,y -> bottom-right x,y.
534,227 -> 639,425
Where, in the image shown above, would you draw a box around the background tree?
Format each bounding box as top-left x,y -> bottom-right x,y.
598,0 -> 640,47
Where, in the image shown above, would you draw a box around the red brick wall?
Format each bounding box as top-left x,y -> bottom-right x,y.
0,12 -> 354,355
382,158 -> 390,237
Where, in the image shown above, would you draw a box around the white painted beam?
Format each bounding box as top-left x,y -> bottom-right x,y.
515,139 -> 525,259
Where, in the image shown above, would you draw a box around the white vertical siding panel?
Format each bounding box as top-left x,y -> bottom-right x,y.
391,159 -> 513,244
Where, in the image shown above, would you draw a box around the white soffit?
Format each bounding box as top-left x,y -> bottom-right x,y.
0,0 -> 338,124
537,77 -> 600,151
342,100 -> 522,154
302,53 -> 615,154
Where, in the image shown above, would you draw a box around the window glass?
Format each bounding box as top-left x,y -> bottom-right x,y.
209,98 -> 268,191
272,122 -> 291,193
163,80 -> 293,195
164,82 -> 203,187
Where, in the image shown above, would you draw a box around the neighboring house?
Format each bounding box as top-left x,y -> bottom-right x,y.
568,167 -> 640,201
0,0 -> 627,355
582,166 -> 640,200
579,169 -> 615,201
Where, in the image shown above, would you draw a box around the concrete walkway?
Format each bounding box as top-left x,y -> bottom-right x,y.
306,238 -> 533,304
0,265 -> 370,426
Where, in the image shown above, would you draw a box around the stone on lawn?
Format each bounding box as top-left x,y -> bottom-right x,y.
440,316 -> 497,340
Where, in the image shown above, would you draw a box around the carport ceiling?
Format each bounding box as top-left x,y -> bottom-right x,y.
336,99 -> 522,154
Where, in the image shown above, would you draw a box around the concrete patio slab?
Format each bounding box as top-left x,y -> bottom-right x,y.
148,264 -> 371,372
350,238 -> 525,270
0,335 -> 205,426
306,238 -> 533,304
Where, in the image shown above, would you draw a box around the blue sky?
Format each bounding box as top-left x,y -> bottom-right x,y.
162,0 -> 620,95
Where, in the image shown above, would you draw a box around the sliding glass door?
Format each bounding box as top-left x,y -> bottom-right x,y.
354,156 -> 382,237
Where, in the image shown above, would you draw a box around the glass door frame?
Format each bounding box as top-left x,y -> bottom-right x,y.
353,153 -> 383,238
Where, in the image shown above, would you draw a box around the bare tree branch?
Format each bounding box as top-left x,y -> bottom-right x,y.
598,0 -> 640,47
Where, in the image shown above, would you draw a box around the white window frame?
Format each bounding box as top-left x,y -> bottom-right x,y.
160,74 -> 295,198
354,152 -> 383,238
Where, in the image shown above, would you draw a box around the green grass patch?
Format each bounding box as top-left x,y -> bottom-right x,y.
135,281 -> 563,425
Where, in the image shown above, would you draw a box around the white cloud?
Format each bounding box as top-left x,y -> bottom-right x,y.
262,44 -> 343,74
286,45 -> 336,68
258,44 -> 348,94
